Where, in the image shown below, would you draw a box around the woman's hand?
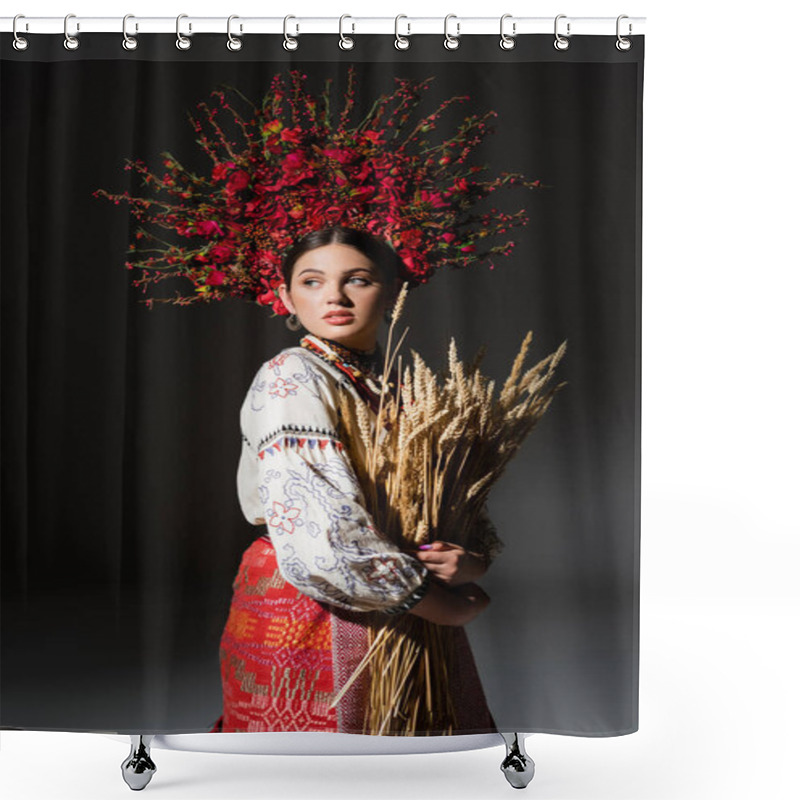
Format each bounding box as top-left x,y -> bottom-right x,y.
408,580 -> 490,627
411,541 -> 488,586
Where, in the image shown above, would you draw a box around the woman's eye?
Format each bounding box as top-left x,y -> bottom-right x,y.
301,276 -> 370,287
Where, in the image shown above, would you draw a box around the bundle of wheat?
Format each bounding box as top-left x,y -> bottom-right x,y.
332,284 -> 567,734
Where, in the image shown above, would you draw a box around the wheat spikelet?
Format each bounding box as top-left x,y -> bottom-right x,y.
499,330 -> 533,407
466,471 -> 495,501
355,394 -> 373,450
478,395 -> 491,433
448,338 -> 469,404
391,282 -> 409,326
439,415 -> 465,448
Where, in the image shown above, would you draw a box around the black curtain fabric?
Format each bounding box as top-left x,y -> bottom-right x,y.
1,34 -> 643,734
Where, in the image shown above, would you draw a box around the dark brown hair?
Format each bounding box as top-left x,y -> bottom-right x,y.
281,226 -> 407,292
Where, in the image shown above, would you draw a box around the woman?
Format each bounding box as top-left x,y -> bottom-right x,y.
216,226 -> 503,734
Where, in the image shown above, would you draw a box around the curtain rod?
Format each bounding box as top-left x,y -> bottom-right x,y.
1,16 -> 646,36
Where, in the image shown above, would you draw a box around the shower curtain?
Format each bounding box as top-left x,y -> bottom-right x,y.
1,28 -> 643,737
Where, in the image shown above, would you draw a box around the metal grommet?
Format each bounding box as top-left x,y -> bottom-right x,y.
553,14 -> 570,51
339,15 -> 354,50
63,13 -> 79,51
12,14 -> 29,51
122,14 -> 138,51
283,15 -> 299,51
394,15 -> 410,50
500,14 -> 516,50
176,13 -> 191,50
227,15 -> 242,51
616,15 -> 632,51
444,13 -> 460,50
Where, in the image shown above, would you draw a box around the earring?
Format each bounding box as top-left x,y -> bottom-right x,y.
285,313 -> 302,331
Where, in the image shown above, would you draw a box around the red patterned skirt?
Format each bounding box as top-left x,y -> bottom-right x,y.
216,536 -> 497,734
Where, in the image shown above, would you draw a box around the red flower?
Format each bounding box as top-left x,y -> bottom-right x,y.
282,153 -> 314,184
263,205 -> 290,228
205,270 -> 226,286
322,147 -> 353,164
460,244 -> 476,253
211,162 -> 234,181
283,152 -> 305,170
209,243 -> 234,262
400,229 -> 423,248
256,290 -> 289,316
280,127 -> 303,144
272,296 -> 289,315
442,232 -> 456,244
421,190 -> 448,209
256,290 -> 276,306
196,220 -> 223,237
449,177 -> 469,195
226,171 -> 250,193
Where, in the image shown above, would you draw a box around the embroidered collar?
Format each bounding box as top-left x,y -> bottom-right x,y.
300,334 -> 384,380
300,334 -> 392,412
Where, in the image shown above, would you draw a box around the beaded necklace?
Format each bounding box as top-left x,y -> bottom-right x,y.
300,334 -> 391,409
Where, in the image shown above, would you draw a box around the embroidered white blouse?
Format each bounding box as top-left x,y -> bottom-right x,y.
236,345 -> 502,614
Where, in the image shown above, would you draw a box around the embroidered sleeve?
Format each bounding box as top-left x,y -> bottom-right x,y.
236,350 -> 429,614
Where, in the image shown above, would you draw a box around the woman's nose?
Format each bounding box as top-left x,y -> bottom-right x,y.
326,284 -> 351,305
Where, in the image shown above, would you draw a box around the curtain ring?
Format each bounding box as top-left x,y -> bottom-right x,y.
500,14 -> 516,50
63,13 -> 80,51
12,14 -> 29,51
176,14 -> 191,50
339,15 -> 355,50
394,15 -> 410,50
444,14 -> 460,50
616,15 -> 632,51
553,14 -> 570,51
227,15 -> 242,51
122,15 -> 138,51
283,15 -> 299,51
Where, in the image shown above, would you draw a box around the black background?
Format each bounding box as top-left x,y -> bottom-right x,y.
1,34 -> 642,735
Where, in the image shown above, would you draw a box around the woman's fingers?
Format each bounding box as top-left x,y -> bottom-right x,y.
415,551 -> 450,564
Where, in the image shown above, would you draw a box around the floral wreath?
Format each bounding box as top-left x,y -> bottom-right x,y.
94,66 -> 543,316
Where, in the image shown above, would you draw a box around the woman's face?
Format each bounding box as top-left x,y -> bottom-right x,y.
278,243 -> 393,351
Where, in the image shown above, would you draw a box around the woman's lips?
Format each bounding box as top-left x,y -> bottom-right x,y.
324,313 -> 355,325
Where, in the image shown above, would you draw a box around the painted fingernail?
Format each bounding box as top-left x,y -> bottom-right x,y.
418,544 -> 432,551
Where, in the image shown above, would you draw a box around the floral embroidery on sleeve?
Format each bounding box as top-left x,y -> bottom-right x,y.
268,376 -> 299,399
267,500 -> 302,534
365,556 -> 406,587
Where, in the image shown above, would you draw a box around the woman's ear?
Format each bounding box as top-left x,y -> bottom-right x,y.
277,283 -> 295,315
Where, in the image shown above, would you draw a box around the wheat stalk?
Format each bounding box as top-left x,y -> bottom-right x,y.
333,299 -> 567,734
